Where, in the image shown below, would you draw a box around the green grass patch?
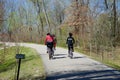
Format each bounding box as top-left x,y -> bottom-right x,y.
103,61 -> 120,70
0,46 -> 45,80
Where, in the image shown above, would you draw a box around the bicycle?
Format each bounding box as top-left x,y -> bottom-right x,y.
47,44 -> 54,60
68,46 -> 73,59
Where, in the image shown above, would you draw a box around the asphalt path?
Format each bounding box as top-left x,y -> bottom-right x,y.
4,42 -> 120,80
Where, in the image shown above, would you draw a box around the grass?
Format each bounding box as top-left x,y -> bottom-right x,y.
0,46 -> 45,80
104,61 -> 120,70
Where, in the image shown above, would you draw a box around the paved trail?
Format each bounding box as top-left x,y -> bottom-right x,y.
5,42 -> 120,80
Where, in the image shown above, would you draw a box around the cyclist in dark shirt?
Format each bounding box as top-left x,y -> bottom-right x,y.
66,33 -> 75,56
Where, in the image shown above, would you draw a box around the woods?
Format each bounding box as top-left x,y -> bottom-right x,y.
0,0 -> 120,67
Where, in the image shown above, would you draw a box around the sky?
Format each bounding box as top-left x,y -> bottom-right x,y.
4,0 -> 120,11
3,0 -> 120,27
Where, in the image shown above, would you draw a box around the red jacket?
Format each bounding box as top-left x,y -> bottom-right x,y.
45,35 -> 53,45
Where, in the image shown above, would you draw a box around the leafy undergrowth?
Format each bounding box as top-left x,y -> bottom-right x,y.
0,43 -> 4,48
0,46 -> 45,80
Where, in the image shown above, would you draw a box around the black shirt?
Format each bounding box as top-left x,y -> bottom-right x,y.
66,36 -> 75,45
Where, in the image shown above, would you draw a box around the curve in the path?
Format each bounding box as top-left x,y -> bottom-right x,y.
5,42 -> 120,80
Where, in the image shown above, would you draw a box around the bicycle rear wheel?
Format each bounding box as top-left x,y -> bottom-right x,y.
69,48 -> 73,59
48,47 -> 53,60
49,52 -> 52,60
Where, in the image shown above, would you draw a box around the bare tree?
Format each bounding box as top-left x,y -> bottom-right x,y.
36,0 -> 44,36
42,0 -> 50,32
112,0 -> 117,47
65,0 -> 92,48
104,0 -> 108,9
0,0 -> 5,31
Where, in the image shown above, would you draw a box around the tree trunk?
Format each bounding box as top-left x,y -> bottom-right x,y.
0,0 -> 4,31
104,0 -> 108,9
37,0 -> 44,37
113,0 -> 116,47
42,0 -> 51,32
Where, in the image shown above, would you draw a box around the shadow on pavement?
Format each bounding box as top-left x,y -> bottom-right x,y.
73,56 -> 86,59
19,75 -> 45,80
53,56 -> 66,60
54,54 -> 67,56
52,54 -> 67,60
46,70 -> 120,80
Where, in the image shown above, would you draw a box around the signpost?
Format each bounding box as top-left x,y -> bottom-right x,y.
15,54 -> 25,80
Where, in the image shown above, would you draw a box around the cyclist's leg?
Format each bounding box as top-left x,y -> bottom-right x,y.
47,42 -> 51,52
47,42 -> 52,59
49,42 -> 54,59
68,45 -> 70,57
51,42 -> 54,56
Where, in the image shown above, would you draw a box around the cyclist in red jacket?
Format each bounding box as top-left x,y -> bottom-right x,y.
45,33 -> 54,53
